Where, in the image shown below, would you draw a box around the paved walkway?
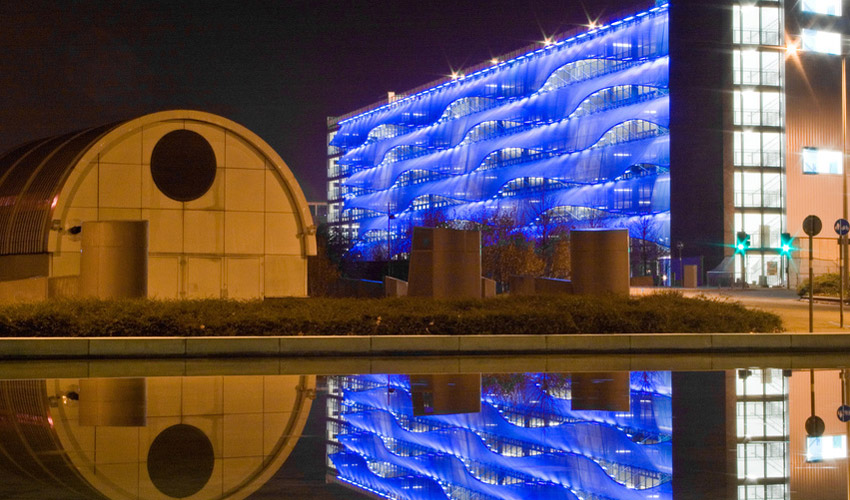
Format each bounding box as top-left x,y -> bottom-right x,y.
635,286 -> 850,333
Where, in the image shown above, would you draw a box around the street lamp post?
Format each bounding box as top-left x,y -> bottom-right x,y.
676,241 -> 684,287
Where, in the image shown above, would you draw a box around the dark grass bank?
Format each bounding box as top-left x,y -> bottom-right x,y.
0,293 -> 781,337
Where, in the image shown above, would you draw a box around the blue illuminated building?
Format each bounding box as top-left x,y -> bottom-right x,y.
326,372 -> 672,500
328,4 -> 671,271
329,0 -> 850,287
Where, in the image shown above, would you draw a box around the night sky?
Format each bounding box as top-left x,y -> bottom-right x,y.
1,0 -> 637,201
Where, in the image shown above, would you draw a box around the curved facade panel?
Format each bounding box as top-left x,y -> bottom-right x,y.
329,4 -> 670,259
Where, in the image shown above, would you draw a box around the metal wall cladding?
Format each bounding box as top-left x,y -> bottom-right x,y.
785,52 -> 846,269
0,124 -> 119,256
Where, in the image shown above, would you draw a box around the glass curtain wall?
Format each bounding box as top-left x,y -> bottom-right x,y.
736,368 -> 790,500
732,2 -> 787,286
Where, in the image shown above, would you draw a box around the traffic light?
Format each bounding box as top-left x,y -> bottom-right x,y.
779,232 -> 793,256
735,231 -> 750,254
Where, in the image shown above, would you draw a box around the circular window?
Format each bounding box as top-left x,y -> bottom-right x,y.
147,424 -> 215,498
150,130 -> 217,202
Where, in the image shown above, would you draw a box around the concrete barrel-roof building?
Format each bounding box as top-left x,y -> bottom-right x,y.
0,110 -> 316,299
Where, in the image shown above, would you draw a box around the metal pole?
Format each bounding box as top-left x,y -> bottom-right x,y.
843,55 -> 847,326
810,233 -> 814,333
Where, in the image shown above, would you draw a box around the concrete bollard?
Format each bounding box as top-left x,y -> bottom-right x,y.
570,229 -> 629,296
80,220 -> 148,299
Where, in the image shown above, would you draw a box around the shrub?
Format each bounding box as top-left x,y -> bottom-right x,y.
797,273 -> 842,297
0,293 -> 781,337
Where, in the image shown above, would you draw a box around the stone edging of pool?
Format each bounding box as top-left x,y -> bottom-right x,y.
0,332 -> 848,359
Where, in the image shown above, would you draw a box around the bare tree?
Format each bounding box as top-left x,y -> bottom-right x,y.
627,215 -> 668,282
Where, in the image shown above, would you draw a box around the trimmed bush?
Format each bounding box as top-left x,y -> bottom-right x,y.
0,293 -> 781,337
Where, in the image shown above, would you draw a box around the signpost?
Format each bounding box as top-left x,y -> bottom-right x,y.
804,216 -> 822,333
836,219 -> 849,328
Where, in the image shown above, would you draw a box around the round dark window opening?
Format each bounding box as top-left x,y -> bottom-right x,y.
147,424 -> 215,498
150,129 -> 217,202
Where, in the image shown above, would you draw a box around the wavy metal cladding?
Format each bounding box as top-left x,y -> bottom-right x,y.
333,4 -> 671,257
0,123 -> 120,255
329,372 -> 672,500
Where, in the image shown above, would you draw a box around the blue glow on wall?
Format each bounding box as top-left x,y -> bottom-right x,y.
331,4 -> 670,259
327,371 -> 673,500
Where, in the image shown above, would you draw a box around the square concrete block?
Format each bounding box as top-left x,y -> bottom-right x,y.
264,255 -> 307,297
148,256 -> 180,299
186,337 -> 280,356
144,209 -> 183,253
481,277 -> 496,298
225,211 -> 263,254
509,275 -> 536,296
99,163 -> 142,208
226,257 -> 261,299
371,335 -> 459,353
184,210 -> 225,254
458,335 -> 546,352
186,257 -> 222,299
225,168 -> 265,212
384,276 -> 408,297
278,336 -> 371,355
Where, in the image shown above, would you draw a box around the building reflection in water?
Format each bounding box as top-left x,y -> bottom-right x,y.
2,369 -> 850,499
326,372 -> 673,500
0,375 -> 315,499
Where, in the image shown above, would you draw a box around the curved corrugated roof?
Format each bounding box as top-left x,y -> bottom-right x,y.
0,122 -> 123,255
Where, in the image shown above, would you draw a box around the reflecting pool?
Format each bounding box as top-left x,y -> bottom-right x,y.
0,359 -> 848,499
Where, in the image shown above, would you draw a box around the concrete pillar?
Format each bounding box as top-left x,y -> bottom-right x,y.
408,227 -> 481,298
570,229 -> 629,296
80,220 -> 148,299
684,264 -> 698,288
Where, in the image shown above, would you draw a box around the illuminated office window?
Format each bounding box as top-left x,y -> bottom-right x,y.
802,28 -> 842,55
802,0 -> 842,16
802,147 -> 842,174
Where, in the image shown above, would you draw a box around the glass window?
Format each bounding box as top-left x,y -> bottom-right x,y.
763,172 -> 782,208
802,28 -> 842,55
802,0 -> 842,16
803,147 -> 843,174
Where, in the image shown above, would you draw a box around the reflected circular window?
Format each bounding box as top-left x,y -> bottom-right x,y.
150,129 -> 216,202
147,424 -> 214,498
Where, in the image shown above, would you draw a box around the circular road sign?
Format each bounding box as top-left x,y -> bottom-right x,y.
806,415 -> 826,437
839,405 -> 850,422
804,215 -> 823,237
836,218 -> 850,236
